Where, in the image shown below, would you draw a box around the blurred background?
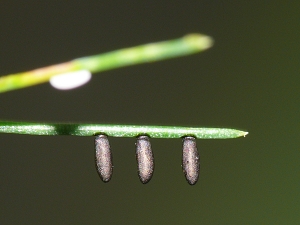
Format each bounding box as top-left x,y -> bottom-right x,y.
0,1 -> 299,224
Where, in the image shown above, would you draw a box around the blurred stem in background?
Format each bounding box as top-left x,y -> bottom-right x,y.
0,33 -> 213,93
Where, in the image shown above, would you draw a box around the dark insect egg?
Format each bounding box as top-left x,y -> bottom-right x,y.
136,135 -> 154,184
95,134 -> 113,182
182,136 -> 200,185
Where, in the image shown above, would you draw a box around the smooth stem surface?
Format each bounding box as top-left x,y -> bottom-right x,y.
0,33 -> 213,93
0,121 -> 248,139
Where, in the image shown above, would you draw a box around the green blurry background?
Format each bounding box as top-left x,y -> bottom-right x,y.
0,1 -> 299,224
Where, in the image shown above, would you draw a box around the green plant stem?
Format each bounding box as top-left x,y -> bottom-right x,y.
0,121 -> 247,139
0,33 -> 213,93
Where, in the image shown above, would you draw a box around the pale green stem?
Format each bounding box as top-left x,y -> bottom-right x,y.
0,121 -> 248,139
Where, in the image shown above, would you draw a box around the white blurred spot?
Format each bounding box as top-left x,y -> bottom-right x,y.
49,70 -> 91,90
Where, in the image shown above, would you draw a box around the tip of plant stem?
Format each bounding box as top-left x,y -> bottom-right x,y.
184,33 -> 214,50
242,131 -> 249,137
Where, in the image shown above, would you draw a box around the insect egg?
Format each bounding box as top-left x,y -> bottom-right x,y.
95,134 -> 113,182
136,135 -> 154,184
182,136 -> 200,185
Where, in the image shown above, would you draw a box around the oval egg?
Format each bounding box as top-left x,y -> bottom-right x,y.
136,135 -> 154,184
95,134 -> 113,182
